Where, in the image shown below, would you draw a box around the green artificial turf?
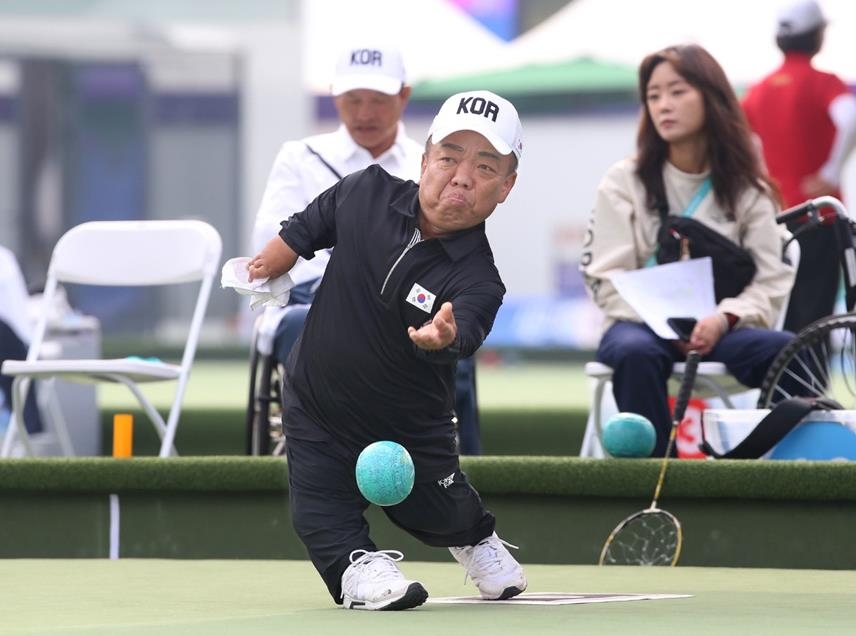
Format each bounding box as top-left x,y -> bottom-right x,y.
1,560 -> 854,635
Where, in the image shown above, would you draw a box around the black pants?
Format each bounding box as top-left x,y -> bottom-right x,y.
454,354 -> 480,455
284,410 -> 495,603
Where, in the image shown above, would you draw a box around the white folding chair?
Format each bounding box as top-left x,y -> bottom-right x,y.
580,234 -> 800,457
0,219 -> 222,458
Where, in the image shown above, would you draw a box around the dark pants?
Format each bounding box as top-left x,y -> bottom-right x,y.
454,355 -> 480,455
0,320 -> 42,433
284,411 -> 495,603
270,279 -> 317,368
271,305 -> 311,367
596,320 -> 795,457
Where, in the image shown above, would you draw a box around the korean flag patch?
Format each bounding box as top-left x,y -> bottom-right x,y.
406,283 -> 436,314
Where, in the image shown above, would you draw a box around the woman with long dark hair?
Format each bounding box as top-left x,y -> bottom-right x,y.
581,44 -> 796,457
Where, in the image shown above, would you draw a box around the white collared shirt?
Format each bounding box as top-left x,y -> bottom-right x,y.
251,122 -> 423,285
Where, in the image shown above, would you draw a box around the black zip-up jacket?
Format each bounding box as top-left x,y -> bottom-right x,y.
280,165 -> 505,481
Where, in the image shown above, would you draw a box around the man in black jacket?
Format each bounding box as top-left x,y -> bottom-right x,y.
249,90 -> 525,611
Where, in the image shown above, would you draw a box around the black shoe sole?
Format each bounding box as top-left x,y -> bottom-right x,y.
379,582 -> 429,611
495,585 -> 525,600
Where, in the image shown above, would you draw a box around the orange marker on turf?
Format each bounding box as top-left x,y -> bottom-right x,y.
113,413 -> 133,458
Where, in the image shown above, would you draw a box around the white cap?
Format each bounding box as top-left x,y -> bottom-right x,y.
777,0 -> 827,37
428,90 -> 523,160
330,46 -> 406,96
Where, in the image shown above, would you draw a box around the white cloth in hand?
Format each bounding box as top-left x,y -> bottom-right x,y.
220,257 -> 295,309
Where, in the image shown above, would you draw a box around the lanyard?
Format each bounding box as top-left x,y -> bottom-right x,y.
680,176 -> 712,218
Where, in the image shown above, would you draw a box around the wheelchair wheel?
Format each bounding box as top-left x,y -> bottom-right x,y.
245,345 -> 286,456
757,314 -> 856,408
244,343 -> 261,455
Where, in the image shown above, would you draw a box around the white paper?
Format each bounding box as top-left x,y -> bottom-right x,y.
609,257 -> 717,339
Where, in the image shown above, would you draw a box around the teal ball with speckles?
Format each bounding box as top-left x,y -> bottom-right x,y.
355,441 -> 415,506
603,412 -> 657,458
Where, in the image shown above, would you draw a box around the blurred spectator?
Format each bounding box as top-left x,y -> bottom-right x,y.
0,246 -> 42,434
742,0 -> 856,332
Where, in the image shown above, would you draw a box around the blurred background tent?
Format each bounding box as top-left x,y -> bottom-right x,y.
410,57 -> 637,110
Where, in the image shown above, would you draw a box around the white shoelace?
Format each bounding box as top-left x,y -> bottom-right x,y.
348,549 -> 405,582
458,535 -> 519,584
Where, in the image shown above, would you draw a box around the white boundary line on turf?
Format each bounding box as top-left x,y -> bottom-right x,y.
427,592 -> 692,605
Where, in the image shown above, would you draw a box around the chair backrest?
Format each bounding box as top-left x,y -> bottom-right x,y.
50,220 -> 222,286
27,220 -> 223,363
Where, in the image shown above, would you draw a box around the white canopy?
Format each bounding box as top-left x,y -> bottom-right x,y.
302,0 -> 856,92
509,0 -> 856,86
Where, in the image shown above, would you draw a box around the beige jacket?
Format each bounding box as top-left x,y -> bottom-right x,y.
581,157 -> 795,332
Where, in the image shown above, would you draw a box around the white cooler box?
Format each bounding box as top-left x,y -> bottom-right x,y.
702,409 -> 856,460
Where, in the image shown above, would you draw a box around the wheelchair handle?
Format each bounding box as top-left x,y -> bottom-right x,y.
777,196 -> 848,225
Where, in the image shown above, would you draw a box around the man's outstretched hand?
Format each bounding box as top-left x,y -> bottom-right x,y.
408,301 -> 457,350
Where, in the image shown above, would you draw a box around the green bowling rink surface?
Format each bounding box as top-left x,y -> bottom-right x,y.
2,560 -> 854,635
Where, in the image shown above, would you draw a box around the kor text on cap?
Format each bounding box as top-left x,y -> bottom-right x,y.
457,96 -> 500,122
349,49 -> 384,68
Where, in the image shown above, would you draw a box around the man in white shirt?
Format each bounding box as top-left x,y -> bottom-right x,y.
251,44 -> 481,453
252,45 -> 423,275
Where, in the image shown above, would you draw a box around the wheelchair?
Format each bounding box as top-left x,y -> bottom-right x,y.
757,196 -> 856,409
245,313 -> 286,456
245,301 -> 312,456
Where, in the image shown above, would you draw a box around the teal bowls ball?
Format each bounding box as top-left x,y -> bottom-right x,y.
355,441 -> 415,506
602,412 -> 657,457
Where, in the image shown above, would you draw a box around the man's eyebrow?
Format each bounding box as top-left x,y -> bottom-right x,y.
439,141 -> 464,153
478,149 -> 501,163
437,141 -> 501,164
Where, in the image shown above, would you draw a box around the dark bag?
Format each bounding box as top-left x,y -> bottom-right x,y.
656,215 -> 757,302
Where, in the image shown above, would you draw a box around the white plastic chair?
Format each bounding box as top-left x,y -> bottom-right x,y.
580,234 -> 800,457
0,219 -> 222,458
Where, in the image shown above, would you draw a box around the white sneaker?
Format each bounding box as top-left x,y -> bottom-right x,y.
341,549 -> 428,610
449,532 -> 527,600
